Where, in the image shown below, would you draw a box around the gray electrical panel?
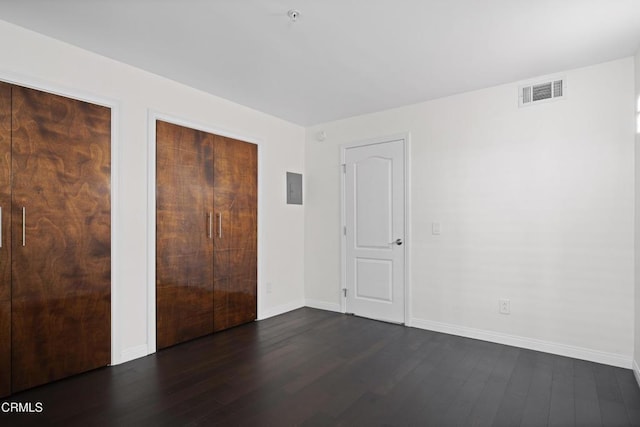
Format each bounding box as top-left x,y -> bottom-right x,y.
287,172 -> 303,205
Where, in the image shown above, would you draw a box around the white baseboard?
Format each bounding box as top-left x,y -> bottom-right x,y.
411,317 -> 631,369
305,299 -> 342,313
115,344 -> 150,365
258,299 -> 305,320
113,301 -> 306,365
633,360 -> 640,387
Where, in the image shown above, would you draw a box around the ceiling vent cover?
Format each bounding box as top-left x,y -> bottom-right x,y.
519,78 -> 565,107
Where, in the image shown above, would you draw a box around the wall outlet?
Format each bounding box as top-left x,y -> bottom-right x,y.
432,222 -> 441,235
499,298 -> 510,314
266,282 -> 273,294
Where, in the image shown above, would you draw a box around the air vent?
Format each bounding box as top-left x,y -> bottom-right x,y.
519,78 -> 565,107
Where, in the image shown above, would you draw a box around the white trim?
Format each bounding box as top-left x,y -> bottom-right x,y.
403,134 -> 412,326
146,113 -> 157,355
0,69 -> 119,110
110,102 -> 121,367
633,360 -> 640,388
118,345 -> 150,365
305,299 -> 342,313
147,110 -> 265,356
0,70 -> 122,367
258,299 -> 305,320
411,317 -> 631,369
340,133 -> 411,323
340,149 -> 347,313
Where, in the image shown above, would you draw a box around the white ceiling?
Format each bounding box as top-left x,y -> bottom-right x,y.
1,0 -> 640,126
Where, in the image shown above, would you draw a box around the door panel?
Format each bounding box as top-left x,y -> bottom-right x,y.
228,249 -> 257,326
156,121 -> 214,349
213,136 -> 257,331
355,258 -> 393,302
0,82 -> 10,398
345,139 -> 404,324
355,157 -> 392,249
213,251 -> 229,333
11,86 -> 111,392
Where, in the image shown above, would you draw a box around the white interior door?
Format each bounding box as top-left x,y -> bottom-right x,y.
344,139 -> 405,324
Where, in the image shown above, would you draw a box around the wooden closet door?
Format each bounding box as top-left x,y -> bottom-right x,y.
11,86 -> 111,392
156,121 -> 214,349
213,136 -> 257,332
0,82 -> 11,398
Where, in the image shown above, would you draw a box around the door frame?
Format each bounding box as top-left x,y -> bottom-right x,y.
146,111 -> 263,354
0,71 -> 121,365
340,133 -> 412,326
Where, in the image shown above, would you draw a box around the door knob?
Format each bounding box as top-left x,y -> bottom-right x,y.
390,238 -> 403,246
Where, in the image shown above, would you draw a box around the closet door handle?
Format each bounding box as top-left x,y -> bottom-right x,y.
217,213 -> 222,238
22,207 -> 26,247
208,212 -> 213,239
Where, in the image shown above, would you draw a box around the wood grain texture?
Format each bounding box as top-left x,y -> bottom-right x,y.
0,82 -> 10,398
213,136 -> 257,332
156,121 -> 214,349
2,308 -> 639,426
11,85 -> 111,393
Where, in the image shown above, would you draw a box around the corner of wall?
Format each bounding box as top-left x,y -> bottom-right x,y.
258,299 -> 305,321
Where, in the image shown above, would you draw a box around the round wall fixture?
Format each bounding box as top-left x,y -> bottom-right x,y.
288,9 -> 301,22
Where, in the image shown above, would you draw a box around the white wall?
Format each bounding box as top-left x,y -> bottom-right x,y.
0,20 -> 306,363
306,58 -> 636,367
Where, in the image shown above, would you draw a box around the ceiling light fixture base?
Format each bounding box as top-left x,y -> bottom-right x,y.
288,9 -> 301,22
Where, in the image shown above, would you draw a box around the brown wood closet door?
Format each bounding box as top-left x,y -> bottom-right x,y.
156,121 -> 214,349
213,136 -> 257,332
11,86 -> 111,393
0,82 -> 11,398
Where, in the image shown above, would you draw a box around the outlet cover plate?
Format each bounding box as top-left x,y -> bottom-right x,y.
499,298 -> 510,314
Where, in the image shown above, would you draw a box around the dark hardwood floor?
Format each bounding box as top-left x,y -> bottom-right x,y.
1,308 -> 639,426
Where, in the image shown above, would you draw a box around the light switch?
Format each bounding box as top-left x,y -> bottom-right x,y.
432,222 -> 441,235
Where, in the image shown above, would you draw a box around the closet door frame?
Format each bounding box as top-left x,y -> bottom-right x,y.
0,72 -> 120,366
147,111 -> 262,354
